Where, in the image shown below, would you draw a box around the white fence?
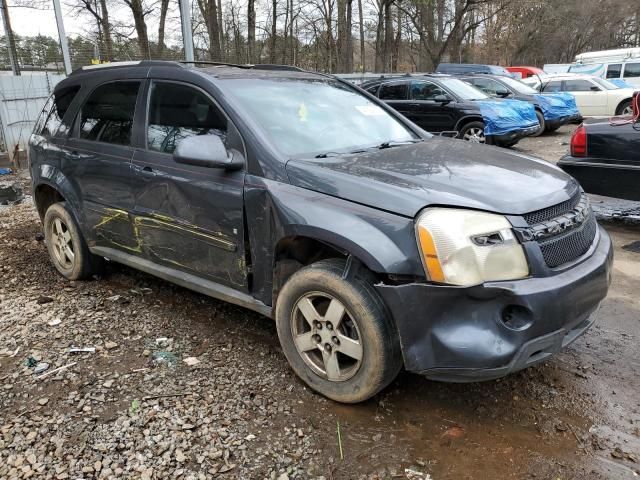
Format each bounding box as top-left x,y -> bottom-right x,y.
0,73 -> 66,162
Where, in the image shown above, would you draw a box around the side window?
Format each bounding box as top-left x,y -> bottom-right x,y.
147,82 -> 228,154
606,64 -> 622,79
379,82 -> 407,100
34,86 -> 80,138
564,80 -> 595,92
410,81 -> 448,101
623,62 -> 640,78
469,78 -> 503,96
364,84 -> 380,95
79,81 -> 141,146
542,81 -> 562,92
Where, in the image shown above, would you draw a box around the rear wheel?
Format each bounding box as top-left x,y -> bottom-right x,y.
531,110 -> 545,137
275,259 -> 402,403
44,202 -> 102,280
459,121 -> 486,144
616,100 -> 633,116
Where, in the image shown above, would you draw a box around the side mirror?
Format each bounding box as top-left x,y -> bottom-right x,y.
434,94 -> 451,104
173,135 -> 243,170
496,88 -> 511,97
590,85 -> 601,92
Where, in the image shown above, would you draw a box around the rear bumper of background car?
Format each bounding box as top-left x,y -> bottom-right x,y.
375,226 -> 613,382
546,113 -> 583,129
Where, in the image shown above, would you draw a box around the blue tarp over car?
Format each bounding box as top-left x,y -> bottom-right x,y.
534,93 -> 580,120
477,99 -> 539,136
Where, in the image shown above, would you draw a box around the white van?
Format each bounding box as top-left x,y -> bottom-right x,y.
569,48 -> 640,87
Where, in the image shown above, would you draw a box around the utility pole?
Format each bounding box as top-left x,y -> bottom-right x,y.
52,0 -> 72,74
0,0 -> 20,75
179,0 -> 195,62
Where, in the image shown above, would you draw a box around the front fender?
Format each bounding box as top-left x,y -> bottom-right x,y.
244,177 -> 425,306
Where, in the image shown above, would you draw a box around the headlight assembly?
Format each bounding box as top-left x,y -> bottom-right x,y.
415,208 -> 529,286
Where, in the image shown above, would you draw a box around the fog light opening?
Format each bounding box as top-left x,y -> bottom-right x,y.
501,305 -> 533,331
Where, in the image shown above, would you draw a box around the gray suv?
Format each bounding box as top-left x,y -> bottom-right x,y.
30,61 -> 612,403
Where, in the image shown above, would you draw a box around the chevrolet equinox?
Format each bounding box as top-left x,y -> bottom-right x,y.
29,61 -> 613,403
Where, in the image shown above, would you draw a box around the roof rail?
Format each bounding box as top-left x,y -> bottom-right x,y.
180,61 -> 304,72
70,60 -> 183,75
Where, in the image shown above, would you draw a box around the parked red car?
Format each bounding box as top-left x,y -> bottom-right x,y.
506,66 -> 544,79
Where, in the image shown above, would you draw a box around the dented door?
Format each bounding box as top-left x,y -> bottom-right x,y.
130,80 -> 248,289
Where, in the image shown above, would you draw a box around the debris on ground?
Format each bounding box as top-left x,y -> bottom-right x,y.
69,346 -> 96,354
0,181 -> 23,205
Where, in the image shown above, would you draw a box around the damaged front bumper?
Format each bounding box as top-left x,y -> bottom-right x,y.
375,226 -> 613,382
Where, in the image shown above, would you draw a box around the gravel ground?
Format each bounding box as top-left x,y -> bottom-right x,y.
1,133 -> 639,479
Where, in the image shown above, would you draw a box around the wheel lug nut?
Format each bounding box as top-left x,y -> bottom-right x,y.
324,343 -> 332,352
313,334 -> 321,343
332,336 -> 339,345
326,322 -> 333,330
314,321 -> 322,329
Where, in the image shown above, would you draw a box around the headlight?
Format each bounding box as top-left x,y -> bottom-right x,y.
415,208 -> 529,286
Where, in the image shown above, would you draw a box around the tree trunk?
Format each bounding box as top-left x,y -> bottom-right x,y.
217,0 -> 224,59
270,0 -> 277,63
247,0 -> 255,62
358,0 -> 365,72
99,0 -> 113,60
337,0 -> 348,72
374,0 -> 385,71
346,0 -> 353,72
197,0 -> 221,60
125,0 -> 151,59
157,0 -> 169,58
384,1 -> 394,71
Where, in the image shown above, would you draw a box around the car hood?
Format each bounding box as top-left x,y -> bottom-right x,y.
285,138 -> 578,218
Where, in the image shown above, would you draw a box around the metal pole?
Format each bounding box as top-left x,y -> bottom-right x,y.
179,0 -> 195,62
0,0 -> 20,76
52,0 -> 72,75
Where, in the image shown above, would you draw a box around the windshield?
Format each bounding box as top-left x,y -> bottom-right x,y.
223,78 -> 416,157
591,77 -> 620,90
498,76 -> 539,94
438,78 -> 489,100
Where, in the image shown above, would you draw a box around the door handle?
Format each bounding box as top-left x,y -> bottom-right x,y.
142,166 -> 154,172
69,150 -> 80,159
141,165 -> 157,177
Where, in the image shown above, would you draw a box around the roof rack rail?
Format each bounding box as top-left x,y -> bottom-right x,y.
180,61 -> 304,72
70,60 -> 183,75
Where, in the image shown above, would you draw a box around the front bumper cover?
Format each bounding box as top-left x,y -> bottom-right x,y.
489,125 -> 539,145
546,113 -> 583,129
375,225 -> 613,382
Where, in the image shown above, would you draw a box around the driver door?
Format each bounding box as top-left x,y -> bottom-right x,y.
405,80 -> 456,132
130,80 -> 248,290
563,79 -> 607,115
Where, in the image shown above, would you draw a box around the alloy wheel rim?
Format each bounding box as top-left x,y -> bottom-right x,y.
290,292 -> 363,382
622,105 -> 633,115
463,127 -> 485,143
50,217 -> 75,270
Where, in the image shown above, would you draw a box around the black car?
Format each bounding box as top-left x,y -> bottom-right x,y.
460,74 -> 583,136
559,116 -> 639,201
30,61 -> 611,403
362,74 -> 539,147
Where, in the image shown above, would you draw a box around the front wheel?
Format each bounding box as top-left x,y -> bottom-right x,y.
531,110 -> 546,137
275,259 -> 402,403
616,100 -> 633,116
459,121 -> 486,144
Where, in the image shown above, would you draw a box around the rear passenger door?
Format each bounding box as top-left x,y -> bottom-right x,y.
130,80 -> 248,290
378,81 -> 411,117
63,81 -> 141,252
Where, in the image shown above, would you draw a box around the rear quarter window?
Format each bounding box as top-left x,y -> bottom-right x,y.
33,86 -> 80,138
379,82 -> 408,100
623,62 -> 640,78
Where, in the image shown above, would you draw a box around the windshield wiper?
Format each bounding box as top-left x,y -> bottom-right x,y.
314,151 -> 346,158
376,139 -> 422,149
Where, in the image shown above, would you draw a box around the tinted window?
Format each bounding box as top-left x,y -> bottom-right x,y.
147,82 -> 227,154
623,62 -> 640,78
606,64 -> 622,79
469,78 -> 505,96
79,82 -> 140,145
543,80 -> 563,92
564,80 -> 596,92
34,86 -> 80,138
379,82 -> 407,100
410,81 -> 448,100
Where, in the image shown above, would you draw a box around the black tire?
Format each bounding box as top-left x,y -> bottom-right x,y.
275,259 -> 402,403
458,121 -> 486,144
43,202 -> 103,280
531,110 -> 545,137
615,99 -> 633,116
